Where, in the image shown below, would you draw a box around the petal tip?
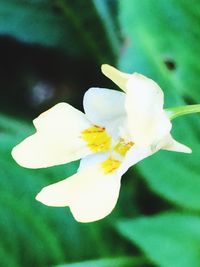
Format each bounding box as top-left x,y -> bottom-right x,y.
162,136 -> 193,154
185,147 -> 192,154
35,191 -> 42,203
71,206 -> 113,223
11,144 -> 40,169
35,188 -> 52,206
11,145 -> 27,168
101,64 -> 129,91
101,64 -> 112,75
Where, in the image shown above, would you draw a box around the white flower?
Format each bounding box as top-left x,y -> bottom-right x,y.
12,64 -> 191,223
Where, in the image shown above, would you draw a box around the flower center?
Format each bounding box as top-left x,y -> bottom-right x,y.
101,156 -> 121,174
114,139 -> 134,156
81,125 -> 111,152
101,139 -> 134,175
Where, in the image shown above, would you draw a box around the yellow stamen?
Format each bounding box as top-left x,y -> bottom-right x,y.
101,156 -> 121,174
114,139 -> 134,156
81,125 -> 111,152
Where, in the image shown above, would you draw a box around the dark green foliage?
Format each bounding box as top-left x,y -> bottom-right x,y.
118,0 -> 200,212
0,0 -> 116,63
57,256 -> 144,267
117,213 -> 200,267
116,1 -> 200,266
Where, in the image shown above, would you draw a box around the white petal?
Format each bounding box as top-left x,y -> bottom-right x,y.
117,145 -> 153,176
12,103 -> 91,168
125,74 -> 172,147
84,87 -> 126,123
36,164 -> 121,223
78,152 -> 109,171
101,64 -> 131,92
161,134 -> 192,153
83,87 -> 126,137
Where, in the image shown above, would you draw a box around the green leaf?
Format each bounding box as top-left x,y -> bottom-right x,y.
118,0 -> 200,211
0,245 -> 21,267
117,212 -> 200,267
56,256 -> 144,267
118,0 -> 200,104
0,0 -> 115,62
93,0 -> 120,56
0,1 -> 74,51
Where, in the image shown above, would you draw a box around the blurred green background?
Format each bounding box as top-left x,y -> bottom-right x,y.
1,0 -> 200,266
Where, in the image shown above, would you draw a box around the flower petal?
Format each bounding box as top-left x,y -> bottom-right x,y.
101,64 -> 131,92
36,163 -> 121,223
125,74 -> 172,147
84,87 -> 126,123
12,103 -> 91,168
83,87 -> 126,137
161,134 -> 192,153
117,145 -> 153,176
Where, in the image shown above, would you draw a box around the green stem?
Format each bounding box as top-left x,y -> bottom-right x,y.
166,104 -> 200,120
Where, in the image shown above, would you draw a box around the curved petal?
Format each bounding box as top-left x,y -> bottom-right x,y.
83,87 -> 126,137
84,87 -> 126,123
117,145 -> 153,176
12,103 -> 91,168
36,163 -> 121,223
101,64 -> 131,92
161,134 -> 192,153
125,74 -> 172,147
